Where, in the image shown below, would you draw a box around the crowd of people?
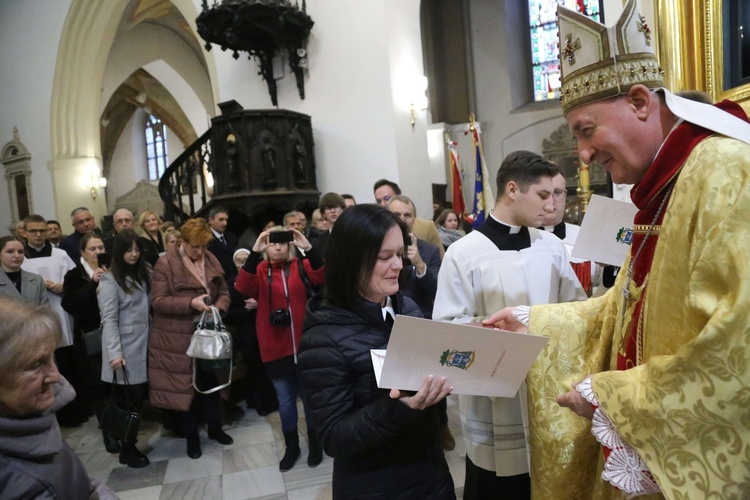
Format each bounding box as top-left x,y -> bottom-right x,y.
2,1 -> 748,497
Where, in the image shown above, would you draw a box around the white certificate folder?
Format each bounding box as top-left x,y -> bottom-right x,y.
371,315 -> 549,398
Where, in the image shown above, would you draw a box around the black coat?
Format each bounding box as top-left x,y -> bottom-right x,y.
299,294 -> 455,500
62,265 -> 102,337
207,231 -> 239,280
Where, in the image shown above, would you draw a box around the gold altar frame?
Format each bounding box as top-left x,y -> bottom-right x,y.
655,0 -> 750,110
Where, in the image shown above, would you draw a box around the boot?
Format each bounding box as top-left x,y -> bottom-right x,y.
186,431 -> 202,459
279,430 -> 301,472
102,431 -> 121,454
208,425 -> 234,445
307,427 -> 323,467
119,441 -> 150,468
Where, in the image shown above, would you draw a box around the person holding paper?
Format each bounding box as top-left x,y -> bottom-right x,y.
299,204 -> 455,499
433,150 -> 586,499
482,1 -> 750,498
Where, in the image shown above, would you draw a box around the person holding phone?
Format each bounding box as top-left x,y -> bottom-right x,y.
62,233 -> 113,450
235,226 -> 325,472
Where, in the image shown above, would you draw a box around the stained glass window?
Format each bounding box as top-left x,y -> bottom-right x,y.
145,115 -> 169,180
529,0 -> 603,102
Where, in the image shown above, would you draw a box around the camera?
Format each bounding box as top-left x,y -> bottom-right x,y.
269,308 -> 291,327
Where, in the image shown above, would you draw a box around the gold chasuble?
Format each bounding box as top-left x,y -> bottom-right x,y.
526,132 -> 750,499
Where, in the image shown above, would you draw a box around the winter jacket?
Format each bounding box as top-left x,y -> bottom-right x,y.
299,294 -> 455,499
235,249 -> 324,364
148,248 -> 230,411
0,378 -> 117,500
62,264 -> 102,337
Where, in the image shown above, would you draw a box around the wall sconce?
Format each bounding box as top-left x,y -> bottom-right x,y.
410,76 -> 429,130
88,173 -> 107,199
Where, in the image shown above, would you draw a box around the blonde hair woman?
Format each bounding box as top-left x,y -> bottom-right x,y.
136,211 -> 164,266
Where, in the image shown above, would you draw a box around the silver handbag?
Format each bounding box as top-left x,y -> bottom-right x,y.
187,306 -> 232,360
186,306 -> 233,394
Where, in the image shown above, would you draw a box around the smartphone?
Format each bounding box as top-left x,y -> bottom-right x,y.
269,231 -> 294,243
97,253 -> 110,269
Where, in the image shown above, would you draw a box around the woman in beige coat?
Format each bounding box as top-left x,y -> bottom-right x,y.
148,218 -> 231,459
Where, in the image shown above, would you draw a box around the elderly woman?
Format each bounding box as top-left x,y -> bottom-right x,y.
435,209 -> 466,250
0,297 -> 116,499
235,226 -> 325,471
0,235 -> 48,305
137,210 -> 165,266
149,218 -> 231,460
299,205 -> 455,499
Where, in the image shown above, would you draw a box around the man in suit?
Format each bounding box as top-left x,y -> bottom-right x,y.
312,193 -> 345,258
373,179 -> 444,258
60,207 -> 105,263
103,208 -> 135,253
207,206 -> 239,280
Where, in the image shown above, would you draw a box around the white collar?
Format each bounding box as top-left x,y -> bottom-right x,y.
382,295 -> 395,321
489,211 -> 522,234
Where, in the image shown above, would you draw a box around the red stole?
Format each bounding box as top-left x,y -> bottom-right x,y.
617,100 -> 750,370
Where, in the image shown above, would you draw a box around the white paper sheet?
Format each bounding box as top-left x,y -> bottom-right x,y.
373,316 -> 549,398
571,194 -> 638,267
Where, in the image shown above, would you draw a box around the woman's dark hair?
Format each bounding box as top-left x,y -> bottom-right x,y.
110,229 -> 150,294
436,208 -> 460,228
0,235 -> 23,252
324,205 -> 409,309
79,232 -> 104,253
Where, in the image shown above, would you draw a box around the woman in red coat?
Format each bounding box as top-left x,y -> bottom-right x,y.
235,226 -> 324,472
148,218 -> 231,460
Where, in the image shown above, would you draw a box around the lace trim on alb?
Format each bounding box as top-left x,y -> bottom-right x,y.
511,305 -> 530,326
575,377 -> 661,496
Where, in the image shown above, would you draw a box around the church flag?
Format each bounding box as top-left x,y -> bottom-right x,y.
465,117 -> 494,228
447,140 -> 467,217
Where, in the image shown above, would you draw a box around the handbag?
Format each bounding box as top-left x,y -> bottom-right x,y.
186,306 -> 233,394
99,370 -> 141,442
81,325 -> 102,356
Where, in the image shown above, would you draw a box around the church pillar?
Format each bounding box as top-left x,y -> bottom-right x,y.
48,158 -> 108,232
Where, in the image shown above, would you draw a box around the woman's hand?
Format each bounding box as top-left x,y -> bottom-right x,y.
190,294 -> 211,312
252,231 -> 271,254
389,375 -> 452,410
110,357 -> 126,370
290,229 -> 312,252
92,267 -> 106,283
481,306 -> 529,333
244,298 -> 258,310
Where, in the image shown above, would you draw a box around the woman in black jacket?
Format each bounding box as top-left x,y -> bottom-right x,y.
61,233 -> 114,450
299,205 -> 455,499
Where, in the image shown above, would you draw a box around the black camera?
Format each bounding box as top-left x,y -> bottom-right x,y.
269,308 -> 291,327
269,231 -> 294,243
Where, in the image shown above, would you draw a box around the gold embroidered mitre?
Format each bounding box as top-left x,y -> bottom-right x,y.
557,0 -> 664,115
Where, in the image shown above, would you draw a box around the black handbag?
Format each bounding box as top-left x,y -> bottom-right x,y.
81,325 -> 102,356
98,370 -> 141,442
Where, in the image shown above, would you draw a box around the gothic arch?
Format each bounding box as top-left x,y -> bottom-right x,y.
49,0 -> 219,161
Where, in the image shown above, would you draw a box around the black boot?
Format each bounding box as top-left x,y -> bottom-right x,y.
186,431 -> 202,459
279,430 -> 301,472
307,427 -> 323,467
208,425 -> 233,445
119,441 -> 149,468
102,431 -> 121,454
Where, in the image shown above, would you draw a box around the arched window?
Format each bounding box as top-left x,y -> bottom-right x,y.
529,0 -> 603,102
145,114 -> 169,180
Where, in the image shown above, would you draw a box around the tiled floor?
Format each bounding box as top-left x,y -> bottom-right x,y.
63,396 -> 466,499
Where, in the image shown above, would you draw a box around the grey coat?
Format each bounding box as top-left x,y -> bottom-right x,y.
97,272 -> 151,384
0,269 -> 49,306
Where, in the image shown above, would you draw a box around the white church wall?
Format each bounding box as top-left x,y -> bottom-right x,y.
0,0 -> 71,230
107,110 -> 148,214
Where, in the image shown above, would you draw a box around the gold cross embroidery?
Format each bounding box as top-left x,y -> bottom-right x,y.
637,15 -> 651,45
561,34 -> 581,65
